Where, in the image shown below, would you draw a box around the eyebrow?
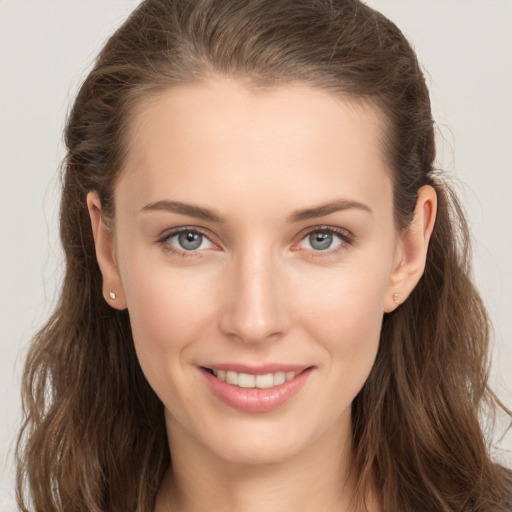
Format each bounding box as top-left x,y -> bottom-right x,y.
287,199 -> 372,223
141,200 -> 224,223
141,197 -> 371,224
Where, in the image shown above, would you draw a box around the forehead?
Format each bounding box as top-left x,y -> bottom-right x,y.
117,77 -> 391,216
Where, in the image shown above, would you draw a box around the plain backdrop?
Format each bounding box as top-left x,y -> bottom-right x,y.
1,1 -> 511,509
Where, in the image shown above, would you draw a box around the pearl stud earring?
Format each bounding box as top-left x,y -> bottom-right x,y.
392,293 -> 400,305
109,291 -> 117,300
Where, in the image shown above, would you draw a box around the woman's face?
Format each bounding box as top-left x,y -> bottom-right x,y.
99,78 -> 405,464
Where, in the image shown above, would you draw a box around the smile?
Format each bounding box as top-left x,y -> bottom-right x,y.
210,369 -> 302,389
201,365 -> 314,412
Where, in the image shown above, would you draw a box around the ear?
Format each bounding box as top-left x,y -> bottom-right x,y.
86,191 -> 127,310
384,185 -> 437,312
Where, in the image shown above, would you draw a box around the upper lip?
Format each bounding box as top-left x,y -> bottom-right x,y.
201,363 -> 312,375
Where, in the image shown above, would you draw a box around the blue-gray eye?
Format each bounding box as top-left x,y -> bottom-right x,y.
163,229 -> 215,253
298,229 -> 344,251
177,231 -> 203,250
309,231 -> 333,250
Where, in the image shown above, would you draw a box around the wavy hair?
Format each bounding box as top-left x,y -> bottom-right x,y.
16,0 -> 511,510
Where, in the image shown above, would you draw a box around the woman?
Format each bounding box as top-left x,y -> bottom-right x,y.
15,0 -> 512,510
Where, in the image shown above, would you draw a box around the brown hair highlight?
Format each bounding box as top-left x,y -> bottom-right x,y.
16,1 -> 511,511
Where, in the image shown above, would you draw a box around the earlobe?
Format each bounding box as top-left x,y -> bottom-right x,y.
385,185 -> 437,312
86,191 -> 127,310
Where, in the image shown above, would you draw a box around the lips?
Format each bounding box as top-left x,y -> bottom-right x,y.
200,364 -> 313,412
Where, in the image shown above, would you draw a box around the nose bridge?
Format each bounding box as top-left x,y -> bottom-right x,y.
220,243 -> 290,343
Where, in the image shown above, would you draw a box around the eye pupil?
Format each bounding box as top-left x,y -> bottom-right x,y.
309,231 -> 333,250
178,231 -> 203,250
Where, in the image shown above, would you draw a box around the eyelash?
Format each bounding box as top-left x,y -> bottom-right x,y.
156,225 -> 354,258
293,226 -> 354,258
156,226 -> 216,258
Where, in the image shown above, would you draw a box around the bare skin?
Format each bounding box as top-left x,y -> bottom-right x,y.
87,77 -> 436,512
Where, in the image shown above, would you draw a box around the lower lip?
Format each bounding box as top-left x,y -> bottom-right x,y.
201,367 -> 313,413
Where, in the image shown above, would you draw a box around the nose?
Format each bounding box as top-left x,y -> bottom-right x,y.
219,248 -> 291,344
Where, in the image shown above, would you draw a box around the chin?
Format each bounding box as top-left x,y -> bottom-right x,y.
210,436 -> 306,466
195,414 -> 332,467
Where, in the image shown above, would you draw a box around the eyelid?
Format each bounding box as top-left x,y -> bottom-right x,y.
291,225 -> 355,255
156,226 -> 220,255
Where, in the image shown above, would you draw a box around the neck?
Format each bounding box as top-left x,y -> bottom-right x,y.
155,413 -> 379,512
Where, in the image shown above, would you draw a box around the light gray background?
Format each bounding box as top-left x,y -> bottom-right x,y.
1,1 -> 511,509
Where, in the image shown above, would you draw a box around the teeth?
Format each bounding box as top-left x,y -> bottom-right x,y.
255,373 -> 274,389
238,373 -> 255,388
273,371 -> 286,386
226,371 -> 238,385
211,369 -> 302,388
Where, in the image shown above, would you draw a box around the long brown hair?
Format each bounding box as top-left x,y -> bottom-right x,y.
16,1 -> 511,510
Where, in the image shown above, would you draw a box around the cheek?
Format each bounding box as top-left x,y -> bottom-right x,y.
119,252 -> 218,373
119,258 -> 225,423
298,256 -> 390,335
296,254 -> 392,378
